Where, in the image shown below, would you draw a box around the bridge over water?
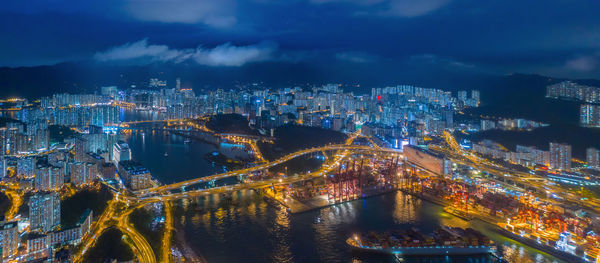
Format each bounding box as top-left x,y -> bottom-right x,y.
134,144 -> 448,199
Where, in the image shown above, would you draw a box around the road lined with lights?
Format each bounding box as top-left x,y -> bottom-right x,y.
76,130 -> 364,261
137,143 -> 400,197
73,196 -> 119,262
161,201 -> 174,263
116,208 -> 156,263
3,183 -> 23,220
434,132 -> 600,213
79,129 -> 600,262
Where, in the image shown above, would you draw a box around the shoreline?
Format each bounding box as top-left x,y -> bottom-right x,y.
265,186 -> 581,263
173,220 -> 208,263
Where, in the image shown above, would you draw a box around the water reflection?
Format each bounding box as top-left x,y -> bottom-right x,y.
175,190 -> 561,263
129,130 -> 561,263
393,193 -> 420,224
124,130 -> 222,184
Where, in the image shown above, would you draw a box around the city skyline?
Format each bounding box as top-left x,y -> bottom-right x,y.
0,80 -> 595,262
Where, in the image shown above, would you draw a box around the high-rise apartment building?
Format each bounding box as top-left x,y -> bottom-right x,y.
580,104 -> 600,127
549,142 -> 572,171
100,86 -> 118,99
0,221 -> 19,259
149,78 -> 167,88
17,157 -> 35,177
481,119 -> 496,131
112,141 -> 132,167
34,165 -> 64,191
471,90 -> 480,102
70,162 -> 97,186
457,90 -> 468,102
587,148 -> 600,169
28,192 -> 61,233
547,81 -> 600,103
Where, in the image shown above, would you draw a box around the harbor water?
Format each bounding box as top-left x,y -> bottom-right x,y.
126,130 -> 562,263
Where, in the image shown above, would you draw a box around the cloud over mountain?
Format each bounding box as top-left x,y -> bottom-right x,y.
565,55 -> 598,72
94,39 -> 277,66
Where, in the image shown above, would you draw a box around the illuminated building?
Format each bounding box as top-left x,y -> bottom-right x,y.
481,119 -> 496,130
69,162 -> 97,186
547,81 -> 600,103
0,157 -> 5,179
89,105 -> 120,127
404,145 -> 452,176
49,209 -> 92,246
580,104 -> 600,127
149,78 -> 167,88
17,157 -> 35,177
458,90 -> 468,103
587,148 -> 600,169
100,86 -> 118,99
118,160 -> 153,190
24,209 -> 93,261
0,127 -> 18,155
34,165 -> 64,191
29,192 -> 61,233
515,145 -> 550,167
0,221 -> 19,259
549,142 -> 572,171
112,141 -> 132,167
473,140 -> 510,160
24,233 -> 51,261
471,90 -> 480,103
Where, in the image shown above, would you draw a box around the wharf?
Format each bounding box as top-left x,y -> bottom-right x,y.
396,190 -> 585,263
263,185 -> 588,263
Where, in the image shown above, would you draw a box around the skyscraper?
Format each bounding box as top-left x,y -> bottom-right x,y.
457,90 -> 468,102
17,157 -> 35,177
28,192 -> 61,233
587,148 -> 600,169
580,104 -> 600,127
549,142 -> 572,171
34,165 -> 64,191
471,90 -> 480,103
70,162 -> 97,186
112,141 -> 132,166
0,221 -> 19,258
0,157 -> 5,179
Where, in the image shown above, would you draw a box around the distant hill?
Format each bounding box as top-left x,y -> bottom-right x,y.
465,73 -> 600,125
0,61 -> 331,98
205,114 -> 258,135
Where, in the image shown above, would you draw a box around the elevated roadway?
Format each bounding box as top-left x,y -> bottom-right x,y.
136,144 -> 402,197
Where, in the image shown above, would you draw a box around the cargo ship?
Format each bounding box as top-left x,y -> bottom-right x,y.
347,227 -> 495,256
494,225 -> 587,263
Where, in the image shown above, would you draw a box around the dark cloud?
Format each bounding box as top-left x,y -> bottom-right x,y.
409,54 -> 477,72
95,39 -> 278,66
565,55 -> 599,72
335,51 -> 378,63
309,0 -> 449,17
384,0 -> 450,17
123,0 -> 237,28
0,0 -> 599,78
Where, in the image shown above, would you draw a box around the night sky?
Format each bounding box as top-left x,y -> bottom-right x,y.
1,0 -> 599,79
